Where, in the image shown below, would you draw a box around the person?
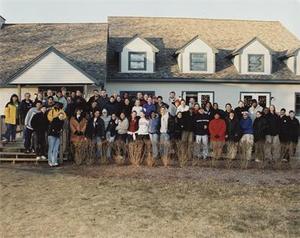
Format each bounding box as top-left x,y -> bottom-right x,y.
122,98 -> 132,118
47,102 -> 67,122
160,106 -> 170,157
87,89 -> 100,108
143,97 -> 156,118
176,99 -> 189,114
286,110 -> 299,161
100,109 -> 111,132
212,103 -> 225,119
105,96 -> 118,115
24,100 -> 42,153
149,111 -> 160,158
248,99 -> 263,122
173,112 -> 184,140
168,91 -> 176,104
132,99 -> 143,118
86,109 -> 106,158
127,111 -> 139,141
53,90 -> 67,111
156,96 -> 168,115
106,113 -> 118,160
234,100 -> 247,120
116,112 -> 129,142
224,103 -> 233,119
204,102 -> 213,120
31,105 -> 48,160
137,111 -> 149,140
239,111 -> 254,161
194,107 -> 210,160
2,94 -> 19,143
70,108 -> 87,143
19,92 -> 33,125
209,112 -> 226,160
115,95 -> 123,117
181,108 -> 194,143
225,111 -> 241,160
47,112 -> 65,166
265,105 -> 281,161
278,108 -> 290,161
253,111 -> 267,162
45,96 -> 55,108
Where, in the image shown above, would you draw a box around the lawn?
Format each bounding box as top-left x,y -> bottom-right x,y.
0,164 -> 299,238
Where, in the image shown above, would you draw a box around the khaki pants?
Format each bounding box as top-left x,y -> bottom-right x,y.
211,141 -> 225,159
240,134 -> 254,161
181,131 -> 194,143
254,141 -> 265,161
227,142 -> 238,160
265,135 -> 280,160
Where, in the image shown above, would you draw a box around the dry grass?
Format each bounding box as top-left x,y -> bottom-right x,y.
0,164 -> 299,238
127,141 -> 145,166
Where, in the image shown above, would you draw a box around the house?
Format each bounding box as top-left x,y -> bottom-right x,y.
106,16 -> 300,116
0,16 -> 300,117
0,22 -> 107,113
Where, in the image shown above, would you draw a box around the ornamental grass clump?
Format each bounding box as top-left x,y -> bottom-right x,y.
113,141 -> 127,165
145,140 -> 156,167
176,141 -> 189,167
128,140 -> 145,166
73,140 -> 96,165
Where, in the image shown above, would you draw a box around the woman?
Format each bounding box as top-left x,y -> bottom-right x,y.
137,111 -> 149,141
106,113 -> 118,160
116,112 -> 129,142
122,98 -> 132,119
132,99 -> 143,118
48,112 -> 65,166
225,111 -> 241,160
2,94 -> 20,143
149,111 -> 160,158
253,111 -> 267,162
70,108 -> 88,164
127,111 -> 139,141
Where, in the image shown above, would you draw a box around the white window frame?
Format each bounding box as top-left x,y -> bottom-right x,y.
182,91 -> 214,106
240,92 -> 271,108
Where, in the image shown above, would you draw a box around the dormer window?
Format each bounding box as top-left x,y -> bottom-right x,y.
128,52 -> 147,71
190,53 -> 207,71
248,54 -> 264,72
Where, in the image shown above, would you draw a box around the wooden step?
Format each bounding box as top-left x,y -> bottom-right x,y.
0,157 -> 48,164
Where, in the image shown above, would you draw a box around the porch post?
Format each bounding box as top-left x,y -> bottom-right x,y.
17,84 -> 21,99
83,84 -> 88,100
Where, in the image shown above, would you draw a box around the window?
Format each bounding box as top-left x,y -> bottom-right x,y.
248,54 -> 264,72
296,93 -> 300,116
190,53 -> 207,71
182,91 -> 214,107
128,52 -> 146,70
240,92 -> 270,108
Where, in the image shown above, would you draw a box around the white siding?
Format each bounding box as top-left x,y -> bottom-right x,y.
107,81 -> 300,118
233,55 -> 241,73
240,39 -> 272,75
10,51 -> 94,85
120,37 -> 155,73
286,57 -> 295,73
297,51 -> 300,75
179,38 -> 216,73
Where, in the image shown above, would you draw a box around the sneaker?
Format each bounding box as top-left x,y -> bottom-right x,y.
41,156 -> 47,160
53,162 -> 58,166
36,156 -> 41,160
255,159 -> 261,163
25,149 -> 31,154
1,138 -> 8,143
48,161 -> 53,167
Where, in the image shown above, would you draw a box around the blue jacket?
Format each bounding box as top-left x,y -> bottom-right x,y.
240,117 -> 253,134
149,117 -> 160,134
143,103 -> 156,117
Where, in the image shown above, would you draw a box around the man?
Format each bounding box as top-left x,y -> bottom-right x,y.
155,96 -> 168,115
143,97 -> 156,118
160,106 -> 170,157
239,111 -> 254,161
253,111 -> 267,162
105,96 -> 118,115
248,99 -> 263,122
234,100 -> 247,120
278,108 -> 290,161
176,99 -> 189,114
46,96 -> 55,108
31,105 -> 48,160
54,90 -> 67,111
194,107 -> 210,160
286,110 -> 299,161
20,93 -> 33,125
168,91 -> 176,104
149,111 -> 160,159
209,112 -> 226,160
24,100 -> 43,153
88,89 -> 100,107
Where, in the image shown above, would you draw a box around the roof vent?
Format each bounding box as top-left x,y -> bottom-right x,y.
0,16 -> 6,29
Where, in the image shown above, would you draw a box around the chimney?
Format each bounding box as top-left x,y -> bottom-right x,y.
0,16 -> 6,29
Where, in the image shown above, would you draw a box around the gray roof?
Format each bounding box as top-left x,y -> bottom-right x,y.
0,23 -> 108,86
107,16 -> 300,83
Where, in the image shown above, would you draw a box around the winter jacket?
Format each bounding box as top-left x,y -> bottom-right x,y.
24,107 -> 39,130
53,96 -> 68,110
69,116 -> 87,142
265,113 -> 280,136
20,99 -> 33,121
240,117 -> 253,135
209,118 -> 226,142
253,116 -> 267,142
226,118 -> 241,142
279,115 -> 289,142
181,111 -> 195,131
149,116 -> 160,134
194,113 -> 209,135
287,117 -> 300,143
4,102 -> 19,125
143,103 -> 156,117
105,102 -> 118,116
86,117 -> 106,139
47,108 -> 67,122
106,119 -> 118,137
31,112 -> 49,133
48,117 -> 64,138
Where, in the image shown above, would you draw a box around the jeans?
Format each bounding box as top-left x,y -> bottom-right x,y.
48,136 -> 60,164
4,124 -> 17,141
160,133 -> 170,157
195,135 -> 208,159
92,136 -> 102,158
106,132 -> 115,159
149,133 -> 159,158
24,127 -> 33,150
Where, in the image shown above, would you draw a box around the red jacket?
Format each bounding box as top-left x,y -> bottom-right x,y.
209,118 -> 226,142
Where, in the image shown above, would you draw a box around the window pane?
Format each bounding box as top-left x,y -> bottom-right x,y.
248,55 -> 264,72
258,96 -> 267,108
190,53 -> 207,71
130,53 -> 145,62
130,61 -> 145,69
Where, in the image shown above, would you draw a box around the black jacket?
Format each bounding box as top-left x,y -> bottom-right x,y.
194,113 -> 209,135
106,118 -> 118,137
287,117 -> 300,143
105,102 -> 118,115
279,115 -> 289,142
253,116 -> 268,142
48,117 -> 64,137
20,99 -> 33,120
265,113 -> 280,136
181,111 -> 195,131
31,112 -> 48,133
226,117 -> 241,142
86,117 -> 105,139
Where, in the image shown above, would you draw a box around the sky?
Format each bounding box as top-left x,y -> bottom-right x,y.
1,0 -> 300,38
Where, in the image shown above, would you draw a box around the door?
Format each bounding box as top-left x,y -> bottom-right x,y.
240,92 -> 270,108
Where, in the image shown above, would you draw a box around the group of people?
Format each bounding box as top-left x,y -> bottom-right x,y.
1,88 -> 299,167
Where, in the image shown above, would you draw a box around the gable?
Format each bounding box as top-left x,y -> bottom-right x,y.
9,49 -> 95,85
122,36 -> 159,52
241,39 -> 272,55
